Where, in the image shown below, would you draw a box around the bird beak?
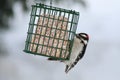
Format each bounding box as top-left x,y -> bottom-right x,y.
76,34 -> 81,39
76,34 -> 79,38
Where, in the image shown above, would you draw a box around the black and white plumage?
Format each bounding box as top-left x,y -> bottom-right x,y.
48,33 -> 89,73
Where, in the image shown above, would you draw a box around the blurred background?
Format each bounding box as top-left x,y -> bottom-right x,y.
0,0 -> 120,80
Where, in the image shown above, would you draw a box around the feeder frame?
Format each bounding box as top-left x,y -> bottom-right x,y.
24,3 -> 79,60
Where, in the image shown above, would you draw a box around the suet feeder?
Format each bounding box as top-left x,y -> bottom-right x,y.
24,3 -> 79,60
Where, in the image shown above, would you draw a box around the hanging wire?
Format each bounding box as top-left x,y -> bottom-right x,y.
34,0 -> 40,4
34,0 -> 53,6
50,0 -> 52,6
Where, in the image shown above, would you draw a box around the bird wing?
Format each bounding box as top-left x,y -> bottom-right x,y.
65,44 -> 87,73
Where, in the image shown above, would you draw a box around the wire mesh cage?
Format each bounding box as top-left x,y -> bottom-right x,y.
24,3 -> 79,60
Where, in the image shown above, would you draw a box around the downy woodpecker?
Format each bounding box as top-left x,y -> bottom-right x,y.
48,33 -> 89,73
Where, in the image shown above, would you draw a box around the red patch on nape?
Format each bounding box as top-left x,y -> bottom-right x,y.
86,35 -> 89,39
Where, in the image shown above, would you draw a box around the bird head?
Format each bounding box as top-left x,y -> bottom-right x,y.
76,33 -> 89,45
